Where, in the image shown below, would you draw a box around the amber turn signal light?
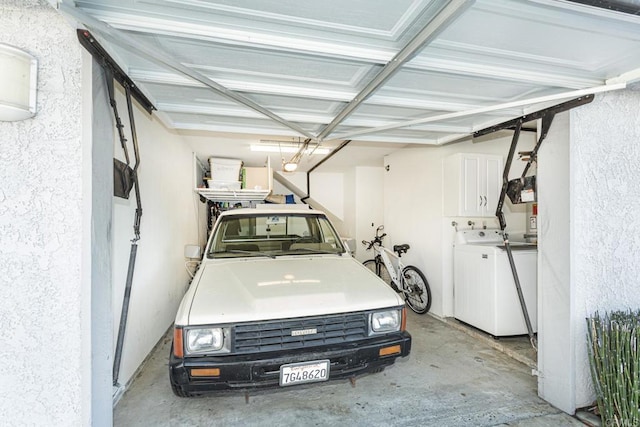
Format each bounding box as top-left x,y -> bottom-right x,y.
173,327 -> 184,358
379,345 -> 401,357
191,368 -> 221,377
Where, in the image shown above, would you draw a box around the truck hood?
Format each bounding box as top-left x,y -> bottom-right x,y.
186,256 -> 404,325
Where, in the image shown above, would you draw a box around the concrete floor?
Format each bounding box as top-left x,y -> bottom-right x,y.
441,317 -> 538,370
114,312 -> 585,427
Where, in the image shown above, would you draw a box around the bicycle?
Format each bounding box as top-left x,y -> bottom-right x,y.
362,225 -> 432,314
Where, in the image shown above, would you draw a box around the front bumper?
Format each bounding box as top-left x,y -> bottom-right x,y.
169,331 -> 411,394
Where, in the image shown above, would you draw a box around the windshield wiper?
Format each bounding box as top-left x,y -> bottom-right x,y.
210,250 -> 276,259
287,247 -> 341,255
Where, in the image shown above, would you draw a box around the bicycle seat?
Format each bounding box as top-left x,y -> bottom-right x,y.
393,244 -> 410,255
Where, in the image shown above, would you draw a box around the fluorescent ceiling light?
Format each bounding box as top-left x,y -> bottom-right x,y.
250,144 -> 330,155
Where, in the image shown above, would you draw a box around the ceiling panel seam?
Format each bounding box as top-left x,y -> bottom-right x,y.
127,58 -> 601,95
406,59 -> 602,89
127,66 -> 596,107
77,8 -> 396,63
125,70 -> 366,102
134,71 -> 534,118
155,0 -> 427,38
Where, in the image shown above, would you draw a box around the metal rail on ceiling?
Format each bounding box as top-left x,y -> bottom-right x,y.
77,30 -> 155,114
316,0 -> 474,141
332,83 -> 625,141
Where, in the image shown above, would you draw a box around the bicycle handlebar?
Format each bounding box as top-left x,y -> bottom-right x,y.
362,232 -> 387,250
362,227 -> 412,257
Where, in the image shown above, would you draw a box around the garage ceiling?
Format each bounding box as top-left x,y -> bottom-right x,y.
57,0 -> 640,170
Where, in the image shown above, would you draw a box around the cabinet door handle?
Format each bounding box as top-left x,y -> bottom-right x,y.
479,196 -> 483,207
483,196 -> 487,206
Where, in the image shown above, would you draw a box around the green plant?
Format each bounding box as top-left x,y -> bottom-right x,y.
587,310 -> 640,427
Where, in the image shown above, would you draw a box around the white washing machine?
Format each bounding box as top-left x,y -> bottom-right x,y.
453,229 -> 537,337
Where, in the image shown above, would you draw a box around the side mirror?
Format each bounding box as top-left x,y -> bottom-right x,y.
342,238 -> 356,254
184,244 -> 202,259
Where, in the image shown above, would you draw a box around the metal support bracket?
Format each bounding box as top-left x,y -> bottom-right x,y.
77,29 -> 155,114
103,64 -> 145,387
485,94 -> 595,350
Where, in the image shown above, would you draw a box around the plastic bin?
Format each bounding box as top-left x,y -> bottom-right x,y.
206,180 -> 241,191
209,157 -> 242,182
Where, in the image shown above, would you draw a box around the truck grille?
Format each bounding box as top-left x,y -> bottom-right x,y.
233,312 -> 368,354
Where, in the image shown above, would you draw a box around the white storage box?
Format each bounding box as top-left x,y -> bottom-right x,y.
206,180 -> 241,191
209,157 -> 242,182
242,167 -> 272,190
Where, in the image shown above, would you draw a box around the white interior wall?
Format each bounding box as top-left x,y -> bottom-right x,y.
337,166 -> 385,260
0,1 -> 90,424
383,134 -> 535,317
309,172 -> 344,220
275,171 -> 307,192
537,111 -> 573,413
272,170 -> 306,203
271,167 -> 383,250
110,86 -> 204,387
343,168 -> 356,241
354,167 -> 385,262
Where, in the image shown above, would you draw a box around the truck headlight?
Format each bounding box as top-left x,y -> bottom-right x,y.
186,327 -> 227,354
370,309 -> 401,333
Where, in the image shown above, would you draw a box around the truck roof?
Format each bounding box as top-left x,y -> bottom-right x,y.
218,206 -> 324,217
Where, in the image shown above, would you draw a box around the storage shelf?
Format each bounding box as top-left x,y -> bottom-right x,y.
195,188 -> 270,202
193,153 -> 273,203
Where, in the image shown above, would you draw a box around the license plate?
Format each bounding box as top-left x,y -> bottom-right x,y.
279,360 -> 330,386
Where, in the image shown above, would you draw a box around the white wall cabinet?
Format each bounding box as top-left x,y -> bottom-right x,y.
443,153 -> 503,217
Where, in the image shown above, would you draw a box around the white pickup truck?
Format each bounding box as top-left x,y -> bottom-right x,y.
169,207 -> 411,396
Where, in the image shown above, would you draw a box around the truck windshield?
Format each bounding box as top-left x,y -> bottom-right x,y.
207,213 -> 346,258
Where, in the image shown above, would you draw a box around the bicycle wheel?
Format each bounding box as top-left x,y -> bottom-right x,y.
402,266 -> 431,314
363,258 -> 392,286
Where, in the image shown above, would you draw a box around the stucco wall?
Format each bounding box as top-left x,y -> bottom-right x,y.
570,84 -> 640,408
0,1 -> 86,425
537,86 -> 640,413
